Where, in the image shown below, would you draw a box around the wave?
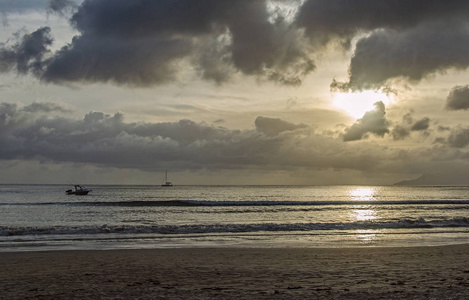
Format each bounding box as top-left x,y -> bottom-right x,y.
182,200 -> 469,206
2,217 -> 469,237
3,199 -> 469,207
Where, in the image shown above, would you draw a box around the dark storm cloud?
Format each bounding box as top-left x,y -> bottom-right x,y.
446,85 -> 469,110
296,0 -> 469,41
303,0 -> 469,91
55,0 -> 469,88
3,0 -> 469,88
0,0 -> 314,86
43,34 -> 193,86
337,21 -> 469,91
298,0 -> 469,91
343,101 -> 389,141
0,27 -> 53,75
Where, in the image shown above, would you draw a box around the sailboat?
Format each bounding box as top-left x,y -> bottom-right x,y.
161,170 -> 173,187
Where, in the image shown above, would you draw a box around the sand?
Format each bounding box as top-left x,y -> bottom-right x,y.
1,245 -> 469,299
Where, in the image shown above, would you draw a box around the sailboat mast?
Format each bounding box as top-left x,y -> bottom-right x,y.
161,169 -> 173,186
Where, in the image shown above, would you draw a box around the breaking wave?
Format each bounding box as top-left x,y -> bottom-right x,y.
3,199 -> 469,207
74,199 -> 469,207
2,217 -> 469,237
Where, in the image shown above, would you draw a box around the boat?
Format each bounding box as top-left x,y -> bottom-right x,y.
66,185 -> 92,195
161,170 -> 173,187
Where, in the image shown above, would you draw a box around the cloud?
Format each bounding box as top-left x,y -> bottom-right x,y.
254,116 -> 307,136
447,127 -> 469,148
4,0 -> 469,89
0,101 -> 70,136
335,20 -> 469,91
295,0 -> 469,44
23,102 -> 72,113
297,1 -> 469,91
411,117 -> 430,131
43,33 -> 193,86
391,110 -> 431,140
0,27 -> 53,75
391,125 -> 410,141
0,101 -> 405,173
47,0 -> 78,16
446,85 -> 469,110
0,0 -> 315,86
3,0 -> 469,90
2,101 -> 469,184
343,101 -> 389,141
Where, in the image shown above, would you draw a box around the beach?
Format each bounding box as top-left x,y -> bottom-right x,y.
1,245 -> 469,299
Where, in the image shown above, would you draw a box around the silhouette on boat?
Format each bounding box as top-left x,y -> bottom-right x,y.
66,185 -> 92,195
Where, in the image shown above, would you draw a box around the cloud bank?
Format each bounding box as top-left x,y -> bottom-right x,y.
0,101 -> 410,174
1,101 -> 469,184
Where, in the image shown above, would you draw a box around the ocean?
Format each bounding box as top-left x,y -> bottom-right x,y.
1,184 -> 469,251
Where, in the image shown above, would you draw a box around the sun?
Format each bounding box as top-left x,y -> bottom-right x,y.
332,90 -> 393,119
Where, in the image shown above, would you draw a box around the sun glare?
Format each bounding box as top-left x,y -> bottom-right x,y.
349,187 -> 376,201
332,90 -> 393,119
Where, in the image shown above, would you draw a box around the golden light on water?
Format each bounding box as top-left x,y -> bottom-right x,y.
351,207 -> 377,222
354,230 -> 378,244
348,187 -> 380,244
350,207 -> 379,244
348,187 -> 378,221
349,187 -> 376,201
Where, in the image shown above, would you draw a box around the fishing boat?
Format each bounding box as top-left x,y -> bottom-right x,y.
161,170 -> 173,187
66,185 -> 92,195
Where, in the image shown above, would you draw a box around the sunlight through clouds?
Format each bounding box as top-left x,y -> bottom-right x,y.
332,90 -> 394,119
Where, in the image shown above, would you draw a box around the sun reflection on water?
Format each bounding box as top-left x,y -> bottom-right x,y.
351,207 -> 377,222
349,187 -> 376,201
348,187 -> 379,221
348,187 -> 380,244
354,230 -> 378,245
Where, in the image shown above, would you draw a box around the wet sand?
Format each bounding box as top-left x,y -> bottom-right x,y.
1,245 -> 469,299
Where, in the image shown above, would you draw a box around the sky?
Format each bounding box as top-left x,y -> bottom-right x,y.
2,0 -> 469,185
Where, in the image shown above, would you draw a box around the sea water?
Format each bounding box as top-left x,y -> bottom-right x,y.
1,184 -> 469,251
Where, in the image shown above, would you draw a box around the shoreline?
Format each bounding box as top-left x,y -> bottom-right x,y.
1,244 -> 469,299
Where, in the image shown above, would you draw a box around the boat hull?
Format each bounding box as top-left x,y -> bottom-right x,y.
66,190 -> 90,195
66,185 -> 91,195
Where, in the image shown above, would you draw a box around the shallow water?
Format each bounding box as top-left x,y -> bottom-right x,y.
1,184 -> 469,251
